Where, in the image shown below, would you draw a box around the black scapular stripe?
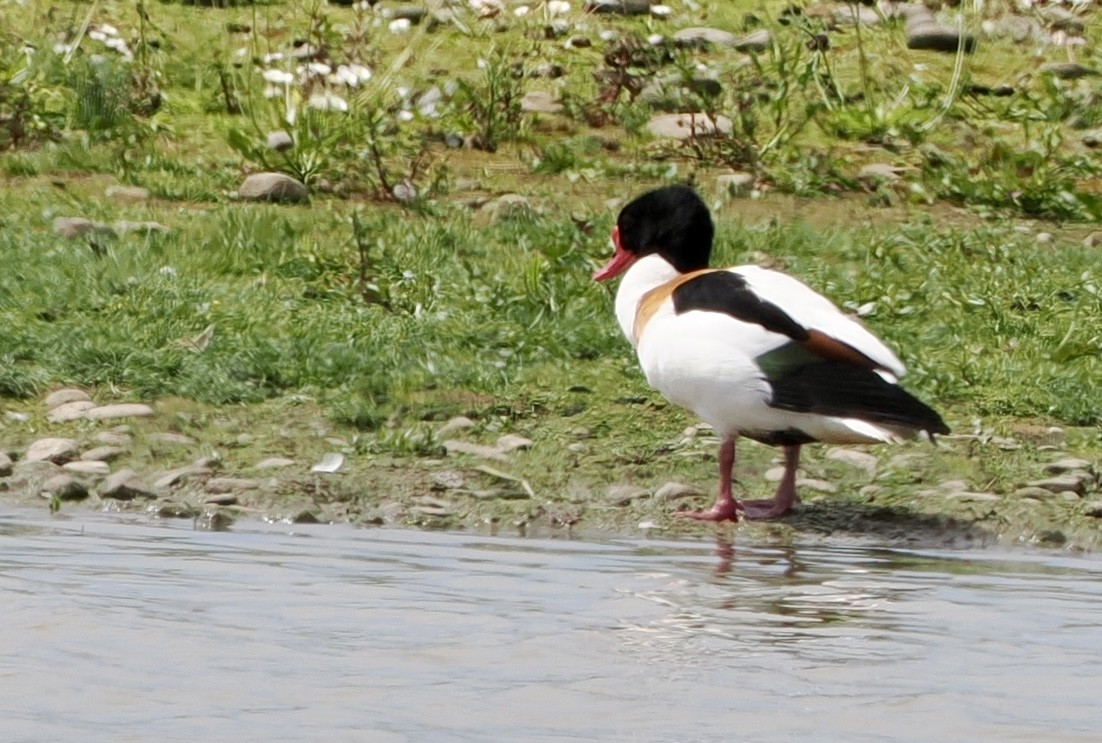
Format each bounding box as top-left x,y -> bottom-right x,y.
769,361 -> 950,435
671,271 -> 809,342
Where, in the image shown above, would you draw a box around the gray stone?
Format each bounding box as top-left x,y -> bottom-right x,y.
796,478 -> 838,493
640,74 -> 722,108
0,451 -> 11,477
392,180 -> 418,204
101,469 -> 156,500
95,430 -> 132,446
938,479 -> 971,493
204,492 -> 238,506
1014,486 -> 1060,500
25,438 -> 78,464
114,220 -> 168,235
52,217 -> 116,240
826,448 -> 879,475
105,185 -> 151,202
267,131 -> 293,151
1041,62 -> 1097,80
716,172 -> 755,196
732,28 -> 772,53
859,163 -> 907,184
1045,458 -> 1094,475
645,112 -> 732,140
47,400 -> 97,423
1083,500 -> 1102,518
44,474 -> 89,501
86,403 -> 155,420
254,457 -> 296,470
45,388 -> 91,409
654,481 -> 703,499
12,460 -> 63,486
148,432 -> 197,446
520,91 -> 564,114
1039,5 -> 1084,34
431,470 -> 466,490
586,0 -> 652,15
239,172 -> 309,204
831,4 -> 882,26
63,460 -> 111,477
671,27 -> 736,48
206,477 -> 261,493
81,446 -> 127,462
1026,475 -> 1087,496
389,4 -> 428,23
943,491 -> 1000,502
496,434 -> 533,452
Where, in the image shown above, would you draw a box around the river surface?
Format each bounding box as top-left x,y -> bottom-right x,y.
1,508 -> 1100,743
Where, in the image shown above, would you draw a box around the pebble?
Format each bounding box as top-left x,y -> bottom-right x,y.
86,403 -> 155,420
0,451 -> 11,477
645,112 -> 732,140
81,446 -> 127,462
62,461 -> 111,476
906,21 -> 976,53
45,388 -> 91,409
796,478 -> 837,493
47,401 -> 97,422
716,172 -> 755,196
1041,62 -> 1097,80
431,470 -> 466,490
238,172 -> 309,204
104,185 -> 151,202
148,432 -> 197,446
44,474 -> 89,501
254,457 -> 296,470
825,448 -> 879,475
102,469 -> 157,500
437,416 -> 476,439
311,452 -> 345,473
25,438 -> 78,464
732,29 -> 772,53
267,131 -> 294,151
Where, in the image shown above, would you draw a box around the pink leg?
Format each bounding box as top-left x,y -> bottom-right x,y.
679,437 -> 740,522
740,444 -> 801,520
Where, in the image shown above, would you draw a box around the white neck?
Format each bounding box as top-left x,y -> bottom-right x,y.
613,255 -> 680,347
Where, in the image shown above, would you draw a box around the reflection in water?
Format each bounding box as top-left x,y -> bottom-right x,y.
1,510 -> 1101,743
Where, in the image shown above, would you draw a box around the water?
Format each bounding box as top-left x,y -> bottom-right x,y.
2,509 -> 1100,743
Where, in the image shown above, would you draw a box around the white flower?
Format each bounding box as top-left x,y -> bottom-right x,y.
476,58 -> 488,70
349,63 -> 372,84
263,85 -> 282,99
308,92 -> 349,112
306,61 -> 331,77
262,69 -> 295,85
598,29 -> 617,41
262,52 -> 284,65
53,42 -> 73,54
388,18 -> 411,33
548,0 -> 570,14
397,109 -> 414,122
396,85 -> 411,99
99,23 -> 119,37
647,33 -> 665,45
89,30 -> 106,42
234,47 -> 248,58
650,4 -> 672,17
514,5 -> 530,17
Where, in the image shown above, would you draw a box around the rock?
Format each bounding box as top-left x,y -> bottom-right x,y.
943,491 -> 999,502
431,470 -> 466,490
148,432 -> 197,446
392,180 -> 417,204
671,27 -> 736,48
796,478 -> 837,493
25,438 -> 78,464
52,217 -> 116,240
0,451 -> 11,477
63,460 -> 111,476
47,400 -> 97,423
520,91 -> 564,114
95,430 -> 132,446
44,474 -> 89,501
566,36 -> 593,49
645,112 -> 732,140
267,131 -> 293,151
906,23 -> 976,53
153,465 -> 213,489
654,481 -> 703,499
105,185 -> 151,202
11,460 -> 63,487
732,29 -> 772,52
388,4 -> 428,23
1026,475 -> 1087,496
114,220 -> 168,235
831,4 -> 881,26
640,74 -> 722,108
496,434 -> 533,452
81,446 -> 127,462
859,163 -> 907,184
204,492 -> 238,506
981,15 -> 1043,43
607,484 -> 650,505
86,403 -> 155,420
206,477 -> 261,493
938,479 -> 971,493
254,457 -> 295,470
1014,485 -> 1064,500
443,440 -> 508,462
1082,133 -> 1102,150
826,448 -> 879,475
1039,5 -> 1084,34
764,466 -> 787,482
310,453 -> 345,473
238,172 -> 309,204
1083,500 -> 1102,518
585,0 -> 652,15
101,469 -> 156,500
480,194 -> 534,222
1045,458 -> 1094,475
437,416 -> 476,438
45,388 -> 91,409
1041,62 -> 1097,80
716,172 -> 755,196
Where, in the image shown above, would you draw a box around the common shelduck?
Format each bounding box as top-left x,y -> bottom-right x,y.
593,185 -> 949,521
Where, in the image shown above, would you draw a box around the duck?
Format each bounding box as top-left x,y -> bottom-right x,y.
593,185 -> 949,521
